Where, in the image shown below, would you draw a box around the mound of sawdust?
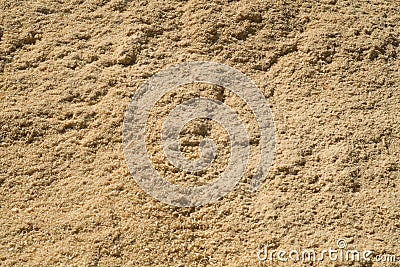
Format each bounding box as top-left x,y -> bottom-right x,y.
0,0 -> 399,266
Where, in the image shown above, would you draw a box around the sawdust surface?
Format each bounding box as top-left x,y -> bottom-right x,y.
0,0 -> 399,266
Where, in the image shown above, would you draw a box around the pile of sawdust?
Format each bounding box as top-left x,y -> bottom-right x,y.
0,0 -> 399,266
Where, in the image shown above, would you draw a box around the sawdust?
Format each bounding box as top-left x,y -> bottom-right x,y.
0,0 -> 399,266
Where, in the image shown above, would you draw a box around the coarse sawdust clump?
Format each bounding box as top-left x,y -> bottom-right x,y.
0,0 -> 399,266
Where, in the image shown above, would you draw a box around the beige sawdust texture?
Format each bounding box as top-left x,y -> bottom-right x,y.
0,0 -> 399,266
